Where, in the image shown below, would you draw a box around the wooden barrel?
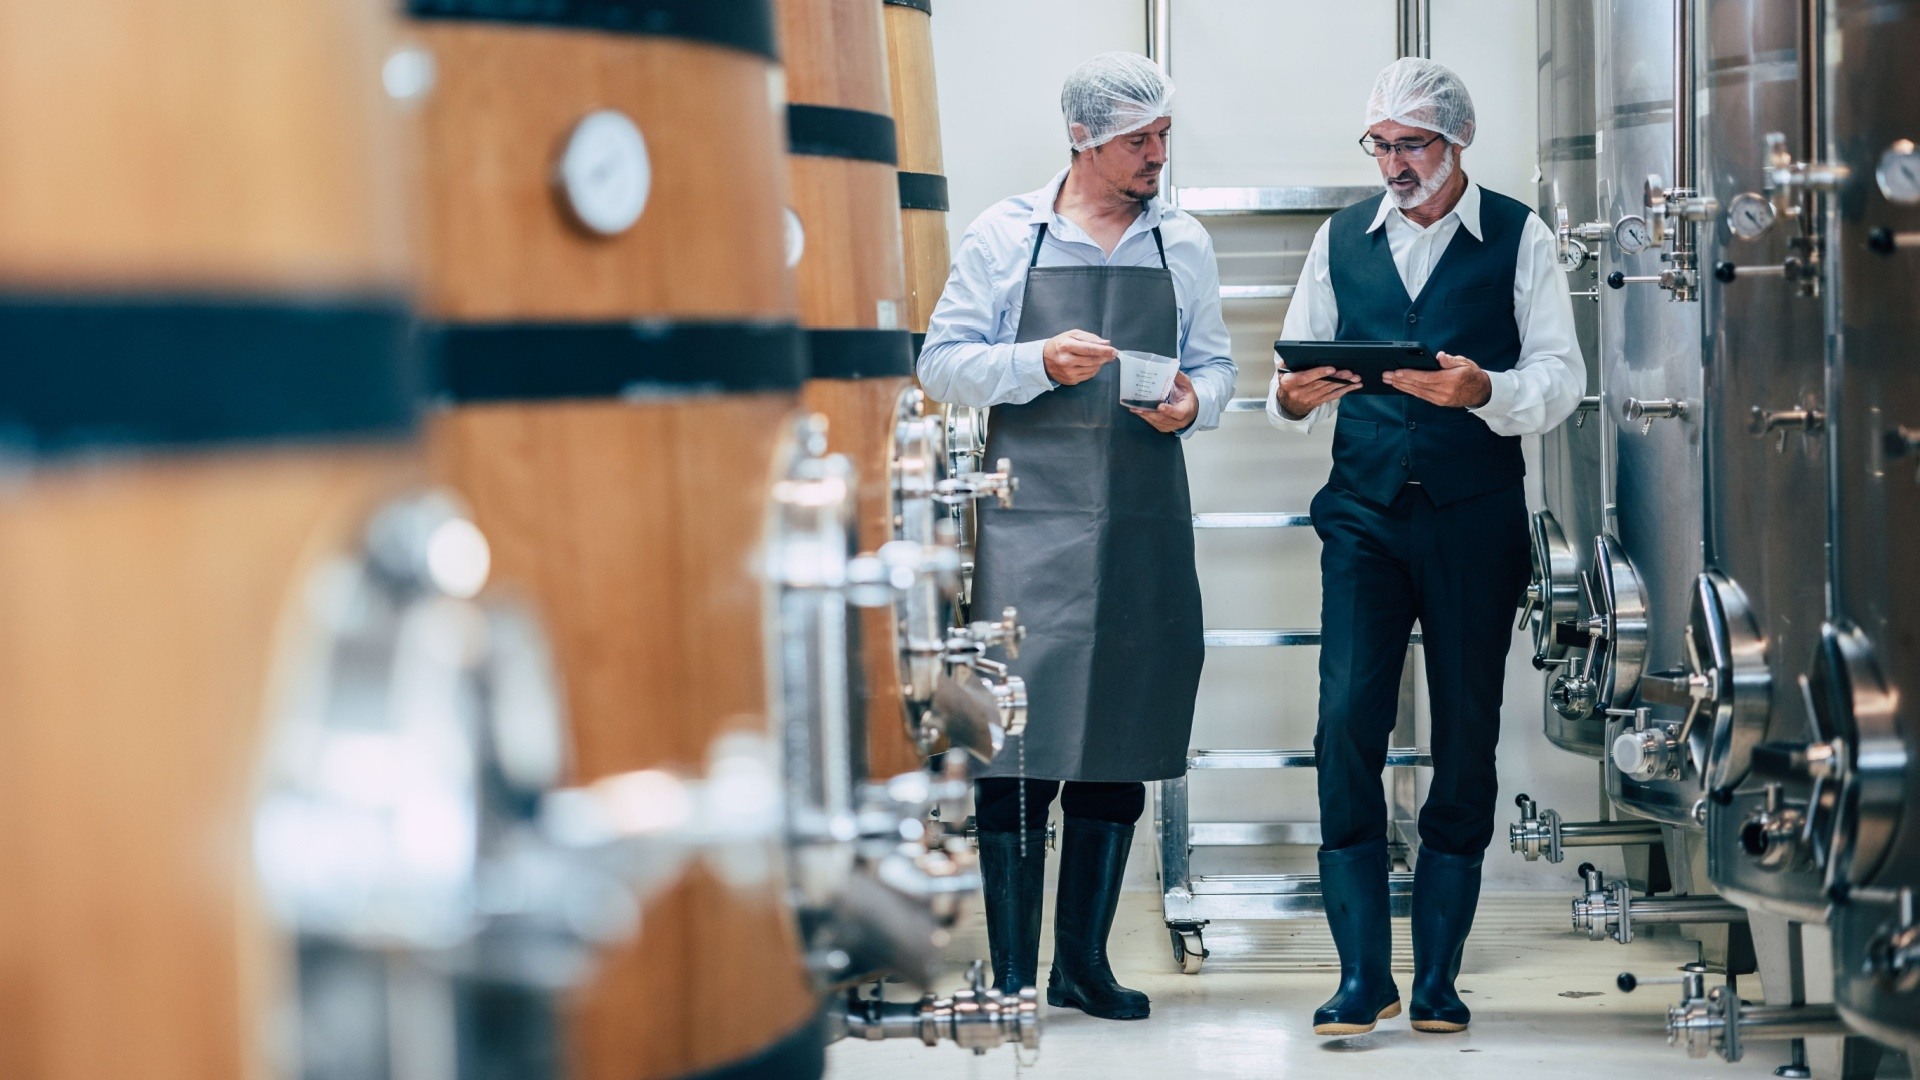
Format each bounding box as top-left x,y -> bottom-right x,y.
778,0 -> 920,780
883,0 -> 953,345
403,5 -> 822,1078
0,2 -> 418,1079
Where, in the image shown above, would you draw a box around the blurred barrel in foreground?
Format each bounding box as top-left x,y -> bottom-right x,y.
0,1 -> 418,1078
883,0 -> 952,350
403,3 -> 822,1077
778,0 -> 919,780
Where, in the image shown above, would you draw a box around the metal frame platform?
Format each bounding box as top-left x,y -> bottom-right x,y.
1159,435 -> 1431,972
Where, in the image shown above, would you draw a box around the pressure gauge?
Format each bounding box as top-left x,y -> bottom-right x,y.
1725,192 -> 1776,240
556,109 -> 650,237
1614,215 -> 1654,255
1877,139 -> 1920,206
1557,238 -> 1591,272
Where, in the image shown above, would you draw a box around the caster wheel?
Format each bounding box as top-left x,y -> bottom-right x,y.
1169,926 -> 1208,975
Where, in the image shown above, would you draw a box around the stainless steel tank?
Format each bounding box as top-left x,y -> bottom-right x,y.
1691,0 -> 1833,923
1573,0 -> 1713,827
1532,0 -> 1610,757
1817,0 -> 1920,1055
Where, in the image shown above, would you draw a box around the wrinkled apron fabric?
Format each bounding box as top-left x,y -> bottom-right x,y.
973,224 -> 1204,782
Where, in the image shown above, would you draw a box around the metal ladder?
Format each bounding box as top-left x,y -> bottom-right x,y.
1155,187 -> 1431,976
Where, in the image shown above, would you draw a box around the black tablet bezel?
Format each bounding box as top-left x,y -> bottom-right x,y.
1273,340 -> 1438,395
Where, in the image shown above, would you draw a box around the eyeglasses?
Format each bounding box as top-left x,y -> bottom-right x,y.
1358,133 -> 1445,159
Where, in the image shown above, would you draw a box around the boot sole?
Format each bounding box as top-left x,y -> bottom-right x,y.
1411,1018 -> 1468,1033
1313,1000 -> 1401,1036
1047,987 -> 1149,1020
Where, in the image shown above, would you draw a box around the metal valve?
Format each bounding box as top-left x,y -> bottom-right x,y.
1631,956 -> 1850,1063
1739,783 -> 1810,871
1555,204 -> 1612,270
1623,397 -> 1690,434
1845,886 -> 1920,994
940,457 -> 1018,510
1572,394 -> 1600,428
1610,706 -> 1682,782
1713,258 -> 1812,284
1511,793 -> 1565,862
965,606 -> 1025,659
1765,131 -> 1852,210
1747,405 -> 1825,452
1869,228 -> 1920,255
839,960 -> 1041,1053
1571,864 -> 1747,945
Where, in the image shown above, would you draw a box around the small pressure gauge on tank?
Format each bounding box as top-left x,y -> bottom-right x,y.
1877,140 -> 1920,206
1725,192 -> 1776,241
555,109 -> 651,238
1614,215 -> 1654,255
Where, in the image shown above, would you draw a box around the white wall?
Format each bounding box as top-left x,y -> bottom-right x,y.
931,1 -> 1616,892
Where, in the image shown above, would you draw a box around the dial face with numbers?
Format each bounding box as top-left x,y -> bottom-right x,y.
1557,238 -> 1590,272
1614,214 -> 1653,255
1878,140 -> 1920,206
1725,192 -> 1776,241
556,109 -> 651,237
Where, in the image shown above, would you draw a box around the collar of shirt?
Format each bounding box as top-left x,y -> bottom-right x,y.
1025,166 -> 1169,258
1366,180 -> 1484,241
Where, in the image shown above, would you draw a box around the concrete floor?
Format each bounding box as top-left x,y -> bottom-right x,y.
827,891 -> 1904,1079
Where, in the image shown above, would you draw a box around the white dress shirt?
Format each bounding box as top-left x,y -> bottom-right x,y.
1265,182 -> 1585,437
918,168 -> 1237,438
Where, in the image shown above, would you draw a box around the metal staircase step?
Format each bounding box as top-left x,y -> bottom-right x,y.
1219,284 -> 1296,300
1203,628 -> 1424,647
1168,871 -> 1416,919
1192,511 -> 1311,529
1187,748 -> 1433,770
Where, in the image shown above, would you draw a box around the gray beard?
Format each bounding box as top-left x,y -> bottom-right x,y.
1388,148 -> 1455,210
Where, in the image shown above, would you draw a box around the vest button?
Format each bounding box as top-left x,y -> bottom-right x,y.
1407,313 -> 1420,324
1400,457 -> 1410,468
1407,421 -> 1417,431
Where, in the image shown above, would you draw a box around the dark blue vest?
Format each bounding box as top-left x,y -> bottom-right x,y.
1326,187 -> 1530,507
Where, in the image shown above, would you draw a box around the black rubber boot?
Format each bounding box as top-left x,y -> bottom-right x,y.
1313,837 -> 1402,1035
1409,847 -> 1482,1033
977,829 -> 1048,993
1046,818 -> 1150,1020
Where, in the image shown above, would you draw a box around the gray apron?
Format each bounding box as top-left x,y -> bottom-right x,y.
973,222 -> 1205,782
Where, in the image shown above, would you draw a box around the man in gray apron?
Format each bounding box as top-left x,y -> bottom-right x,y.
917,52 -> 1236,1020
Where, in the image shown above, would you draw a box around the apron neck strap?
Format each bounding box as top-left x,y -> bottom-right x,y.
1026,221 -> 1170,270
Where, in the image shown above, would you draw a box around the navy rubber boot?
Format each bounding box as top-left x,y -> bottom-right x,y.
977,829 -> 1048,993
1409,847 -> 1483,1033
1313,838 -> 1402,1035
1046,818 -> 1150,1020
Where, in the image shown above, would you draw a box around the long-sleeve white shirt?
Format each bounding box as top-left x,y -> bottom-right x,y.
1265,182 -> 1585,437
918,168 -> 1237,438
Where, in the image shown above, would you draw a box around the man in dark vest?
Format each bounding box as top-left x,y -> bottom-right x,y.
1267,58 -> 1584,1035
918,52 -> 1236,1020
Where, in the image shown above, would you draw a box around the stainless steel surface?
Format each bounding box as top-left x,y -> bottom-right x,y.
1536,0 -> 1612,758
1187,747 -> 1435,770
1201,628 -> 1425,647
1174,185 -> 1382,215
1694,0 -> 1835,925
1594,0 -> 1712,827
1191,511 -> 1313,529
1824,0 -> 1920,1054
1396,0 -> 1431,58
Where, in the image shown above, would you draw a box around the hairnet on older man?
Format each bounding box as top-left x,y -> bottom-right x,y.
1060,52 -> 1175,153
1365,57 -> 1476,147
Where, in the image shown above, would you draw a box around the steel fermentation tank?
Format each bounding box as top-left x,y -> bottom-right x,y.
1818,0 -> 1920,1056
1694,0 -> 1834,924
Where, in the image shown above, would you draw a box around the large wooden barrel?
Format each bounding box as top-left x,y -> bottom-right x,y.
404,5 -> 822,1078
778,0 -> 919,780
0,2 -> 418,1079
883,0 -> 953,347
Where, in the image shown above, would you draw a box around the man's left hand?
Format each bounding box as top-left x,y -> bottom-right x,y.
1129,370 -> 1199,433
1382,351 -> 1493,409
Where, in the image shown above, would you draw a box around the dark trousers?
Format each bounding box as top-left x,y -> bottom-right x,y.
975,777 -> 1146,833
1312,480 -> 1530,856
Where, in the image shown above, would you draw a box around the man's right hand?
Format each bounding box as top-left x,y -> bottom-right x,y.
1275,365 -> 1363,420
1043,329 -> 1118,385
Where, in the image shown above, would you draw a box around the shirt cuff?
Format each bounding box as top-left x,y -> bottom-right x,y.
1469,368 -> 1516,421
1013,339 -> 1053,395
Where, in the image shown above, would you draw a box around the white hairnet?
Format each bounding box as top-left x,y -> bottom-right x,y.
1060,52 -> 1174,152
1365,57 -> 1476,147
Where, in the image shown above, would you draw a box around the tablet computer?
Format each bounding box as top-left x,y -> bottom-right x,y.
1273,340 -> 1438,395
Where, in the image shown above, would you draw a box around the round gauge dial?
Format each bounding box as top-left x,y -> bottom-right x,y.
1725,192 -> 1776,241
1614,214 -> 1653,255
555,109 -> 650,238
1556,238 -> 1590,273
1877,139 -> 1920,206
